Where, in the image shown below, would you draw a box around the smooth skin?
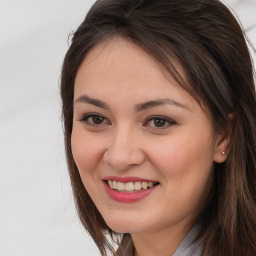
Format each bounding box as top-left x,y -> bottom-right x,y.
71,37 -> 228,256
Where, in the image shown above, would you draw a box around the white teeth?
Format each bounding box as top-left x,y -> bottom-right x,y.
134,181 -> 142,191
107,180 -> 157,192
142,182 -> 148,190
148,182 -> 153,188
108,180 -> 113,189
117,182 -> 125,190
125,182 -> 134,191
113,180 -> 117,190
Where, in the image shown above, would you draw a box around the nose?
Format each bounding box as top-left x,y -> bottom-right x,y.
103,127 -> 145,171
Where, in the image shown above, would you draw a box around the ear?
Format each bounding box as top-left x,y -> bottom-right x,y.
213,129 -> 231,163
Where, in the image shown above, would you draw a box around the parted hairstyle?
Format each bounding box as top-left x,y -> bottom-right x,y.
60,0 -> 256,255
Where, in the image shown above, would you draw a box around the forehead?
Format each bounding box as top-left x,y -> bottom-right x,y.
76,37 -> 170,85
74,38 -> 192,101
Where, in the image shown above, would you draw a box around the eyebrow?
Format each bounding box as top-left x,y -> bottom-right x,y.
135,98 -> 190,111
74,94 -> 189,111
74,95 -> 110,109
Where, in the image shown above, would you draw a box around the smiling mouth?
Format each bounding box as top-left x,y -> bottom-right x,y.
104,180 -> 160,193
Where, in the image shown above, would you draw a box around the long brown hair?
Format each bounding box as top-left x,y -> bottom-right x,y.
60,0 -> 256,255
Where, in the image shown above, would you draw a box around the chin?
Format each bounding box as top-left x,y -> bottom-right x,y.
104,214 -> 147,234
109,223 -> 144,234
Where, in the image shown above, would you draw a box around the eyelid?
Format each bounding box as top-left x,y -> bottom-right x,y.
79,112 -> 110,126
144,115 -> 177,128
78,113 -> 176,129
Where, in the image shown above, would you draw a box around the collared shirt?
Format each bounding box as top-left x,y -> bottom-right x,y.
116,222 -> 203,256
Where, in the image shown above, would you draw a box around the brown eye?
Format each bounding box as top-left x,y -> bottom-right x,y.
153,119 -> 167,127
92,116 -> 105,124
80,113 -> 109,126
144,116 -> 176,129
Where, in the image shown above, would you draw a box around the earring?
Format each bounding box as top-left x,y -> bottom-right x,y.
221,151 -> 226,155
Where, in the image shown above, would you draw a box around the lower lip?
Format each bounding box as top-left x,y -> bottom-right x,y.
104,182 -> 158,203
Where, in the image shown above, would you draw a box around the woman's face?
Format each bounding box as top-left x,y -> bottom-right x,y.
71,38 -> 227,235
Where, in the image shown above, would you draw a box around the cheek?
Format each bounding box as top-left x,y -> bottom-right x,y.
147,139 -> 214,223
151,139 -> 201,173
149,133 -> 214,194
71,129 -> 103,175
71,129 -> 107,204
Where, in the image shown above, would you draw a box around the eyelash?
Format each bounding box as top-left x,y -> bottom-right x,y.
79,113 -> 110,126
144,115 -> 177,129
79,113 -> 176,129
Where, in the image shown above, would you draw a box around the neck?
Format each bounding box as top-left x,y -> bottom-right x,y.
131,220 -> 195,256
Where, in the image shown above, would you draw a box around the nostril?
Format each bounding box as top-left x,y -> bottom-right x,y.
103,145 -> 146,170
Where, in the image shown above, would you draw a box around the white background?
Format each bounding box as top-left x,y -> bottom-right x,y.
0,0 -> 255,255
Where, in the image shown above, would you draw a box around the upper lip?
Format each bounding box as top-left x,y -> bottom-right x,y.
103,176 -> 159,183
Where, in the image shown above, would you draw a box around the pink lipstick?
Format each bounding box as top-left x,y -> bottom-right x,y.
103,176 -> 159,203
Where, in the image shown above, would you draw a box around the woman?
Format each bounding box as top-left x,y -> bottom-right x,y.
60,0 -> 256,255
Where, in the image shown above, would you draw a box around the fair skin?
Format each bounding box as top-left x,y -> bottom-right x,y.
71,38 -> 228,256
